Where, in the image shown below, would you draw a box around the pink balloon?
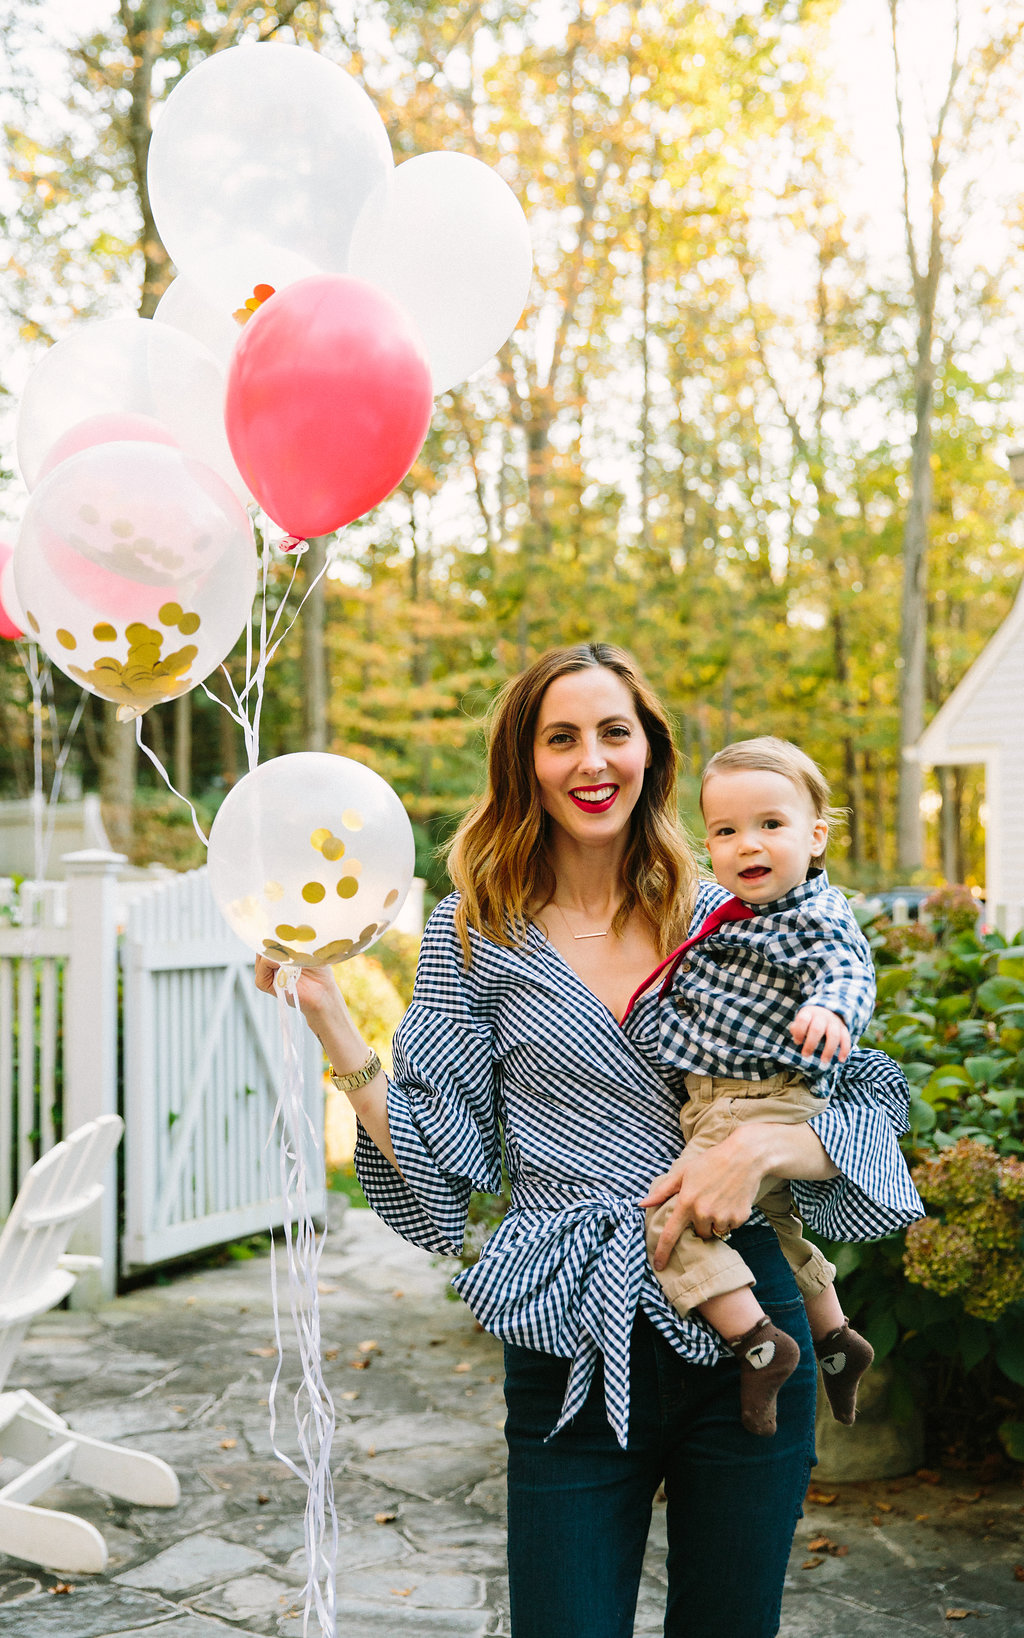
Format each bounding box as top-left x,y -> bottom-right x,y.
0,543 -> 22,640
225,275 -> 433,538
37,413 -> 178,482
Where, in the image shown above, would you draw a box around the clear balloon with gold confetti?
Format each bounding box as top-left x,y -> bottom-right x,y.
14,441 -> 257,722
205,751 -> 415,967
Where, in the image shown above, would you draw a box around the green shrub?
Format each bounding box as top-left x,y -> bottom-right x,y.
824,895 -> 1024,1465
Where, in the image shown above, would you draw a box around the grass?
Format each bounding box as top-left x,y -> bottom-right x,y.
327,1161 -> 369,1208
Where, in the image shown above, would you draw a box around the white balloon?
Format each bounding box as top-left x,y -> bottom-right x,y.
207,752 -> 414,967
147,44 -> 394,309
349,151 -> 532,393
14,442 -> 257,719
16,317 -> 247,501
154,275 -> 243,368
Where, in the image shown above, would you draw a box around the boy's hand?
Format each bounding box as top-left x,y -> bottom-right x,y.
790,1004 -> 850,1066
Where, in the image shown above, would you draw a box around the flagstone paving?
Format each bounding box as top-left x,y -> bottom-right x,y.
0,1200 -> 1021,1636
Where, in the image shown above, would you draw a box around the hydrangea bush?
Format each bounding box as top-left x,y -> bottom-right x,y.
824,887 -> 1024,1464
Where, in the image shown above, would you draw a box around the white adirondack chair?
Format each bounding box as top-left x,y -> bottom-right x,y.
0,1115 -> 180,1573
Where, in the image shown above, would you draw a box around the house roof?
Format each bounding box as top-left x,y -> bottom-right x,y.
915,579 -> 1024,765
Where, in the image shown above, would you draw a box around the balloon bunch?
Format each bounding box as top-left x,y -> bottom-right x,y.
9,42 -> 532,723
148,42 -> 533,541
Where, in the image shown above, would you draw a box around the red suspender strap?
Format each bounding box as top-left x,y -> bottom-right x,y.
621,896 -> 755,1022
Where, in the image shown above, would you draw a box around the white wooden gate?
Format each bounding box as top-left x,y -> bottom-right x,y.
120,868 -> 325,1270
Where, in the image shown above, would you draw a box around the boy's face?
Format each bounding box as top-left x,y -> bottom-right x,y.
701,768 -> 828,905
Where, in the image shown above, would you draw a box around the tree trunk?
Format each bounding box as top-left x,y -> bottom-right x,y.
99,702 -> 137,857
91,1 -> 173,853
890,0 -> 959,872
896,341 -> 934,870
174,693 -> 191,798
937,763 -> 959,882
301,535 -> 329,754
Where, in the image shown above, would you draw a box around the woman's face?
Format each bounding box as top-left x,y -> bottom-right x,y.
533,667 -> 650,848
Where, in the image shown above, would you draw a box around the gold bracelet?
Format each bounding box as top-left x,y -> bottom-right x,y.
328,1048 -> 382,1093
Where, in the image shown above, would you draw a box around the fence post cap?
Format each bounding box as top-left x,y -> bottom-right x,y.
62,849 -> 129,875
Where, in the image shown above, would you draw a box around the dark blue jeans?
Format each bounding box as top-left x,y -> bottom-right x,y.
503,1223 -> 816,1638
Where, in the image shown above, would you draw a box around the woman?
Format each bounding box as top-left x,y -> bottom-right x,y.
255,643 -> 921,1638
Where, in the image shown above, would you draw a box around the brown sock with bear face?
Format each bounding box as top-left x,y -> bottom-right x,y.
814,1321 -> 875,1425
729,1317 -> 801,1437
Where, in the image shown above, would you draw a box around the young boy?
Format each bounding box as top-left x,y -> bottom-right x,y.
644,736 -> 876,1437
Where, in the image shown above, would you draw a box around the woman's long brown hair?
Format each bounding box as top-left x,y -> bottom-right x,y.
446,643 -> 699,962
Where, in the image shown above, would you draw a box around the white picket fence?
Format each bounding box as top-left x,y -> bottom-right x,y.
0,851 -> 324,1305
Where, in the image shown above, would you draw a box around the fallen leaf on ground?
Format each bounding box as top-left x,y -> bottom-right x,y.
219,1438 -> 237,1450
454,1361 -> 472,1373
317,1282 -> 339,1294
915,1513 -> 930,1522
806,1487 -> 837,1505
357,1339 -> 379,1353
350,1359 -> 369,1370
944,1611 -> 979,1621
917,1468 -> 941,1485
801,1557 -> 823,1570
374,1511 -> 397,1524
807,1536 -> 848,1556
257,1493 -> 270,1505
248,1347 -> 277,1358
393,1289 -> 404,1298
366,1444 -> 376,1457
340,1390 -> 359,1401
1013,1565 -> 1024,1582
391,1588 -> 412,1597
49,1584 -> 74,1595
324,1348 -> 338,1361
873,1500 -> 893,1512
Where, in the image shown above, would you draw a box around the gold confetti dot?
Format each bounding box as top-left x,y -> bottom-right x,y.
314,939 -> 354,962
78,505 -> 99,525
264,881 -> 284,901
56,628 -> 77,650
302,882 -> 326,903
275,924 -> 297,941
159,602 -> 183,625
359,924 -> 377,942
310,828 -> 330,852
178,612 -> 200,635
383,889 -> 399,908
125,622 -> 152,644
292,924 -> 316,942
342,808 -> 364,831
93,623 -> 117,642
263,940 -> 293,961
26,611 -> 39,634
337,878 -> 359,899
322,835 -> 345,862
110,518 -> 135,538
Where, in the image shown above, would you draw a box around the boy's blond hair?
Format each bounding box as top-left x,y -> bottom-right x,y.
700,736 -> 842,870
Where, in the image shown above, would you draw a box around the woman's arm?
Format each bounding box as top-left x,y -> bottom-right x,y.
254,954 -> 398,1169
639,1121 -> 838,1271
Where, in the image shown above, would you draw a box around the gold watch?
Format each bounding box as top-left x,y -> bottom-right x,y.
329,1048 -> 382,1093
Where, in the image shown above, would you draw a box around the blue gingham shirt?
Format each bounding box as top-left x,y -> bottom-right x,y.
660,871 -> 876,1095
354,892 -> 923,1447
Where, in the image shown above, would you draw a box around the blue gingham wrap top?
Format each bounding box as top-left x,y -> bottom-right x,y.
354,893 -> 923,1448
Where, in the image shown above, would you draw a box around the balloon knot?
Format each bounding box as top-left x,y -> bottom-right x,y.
278,534 -> 308,554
